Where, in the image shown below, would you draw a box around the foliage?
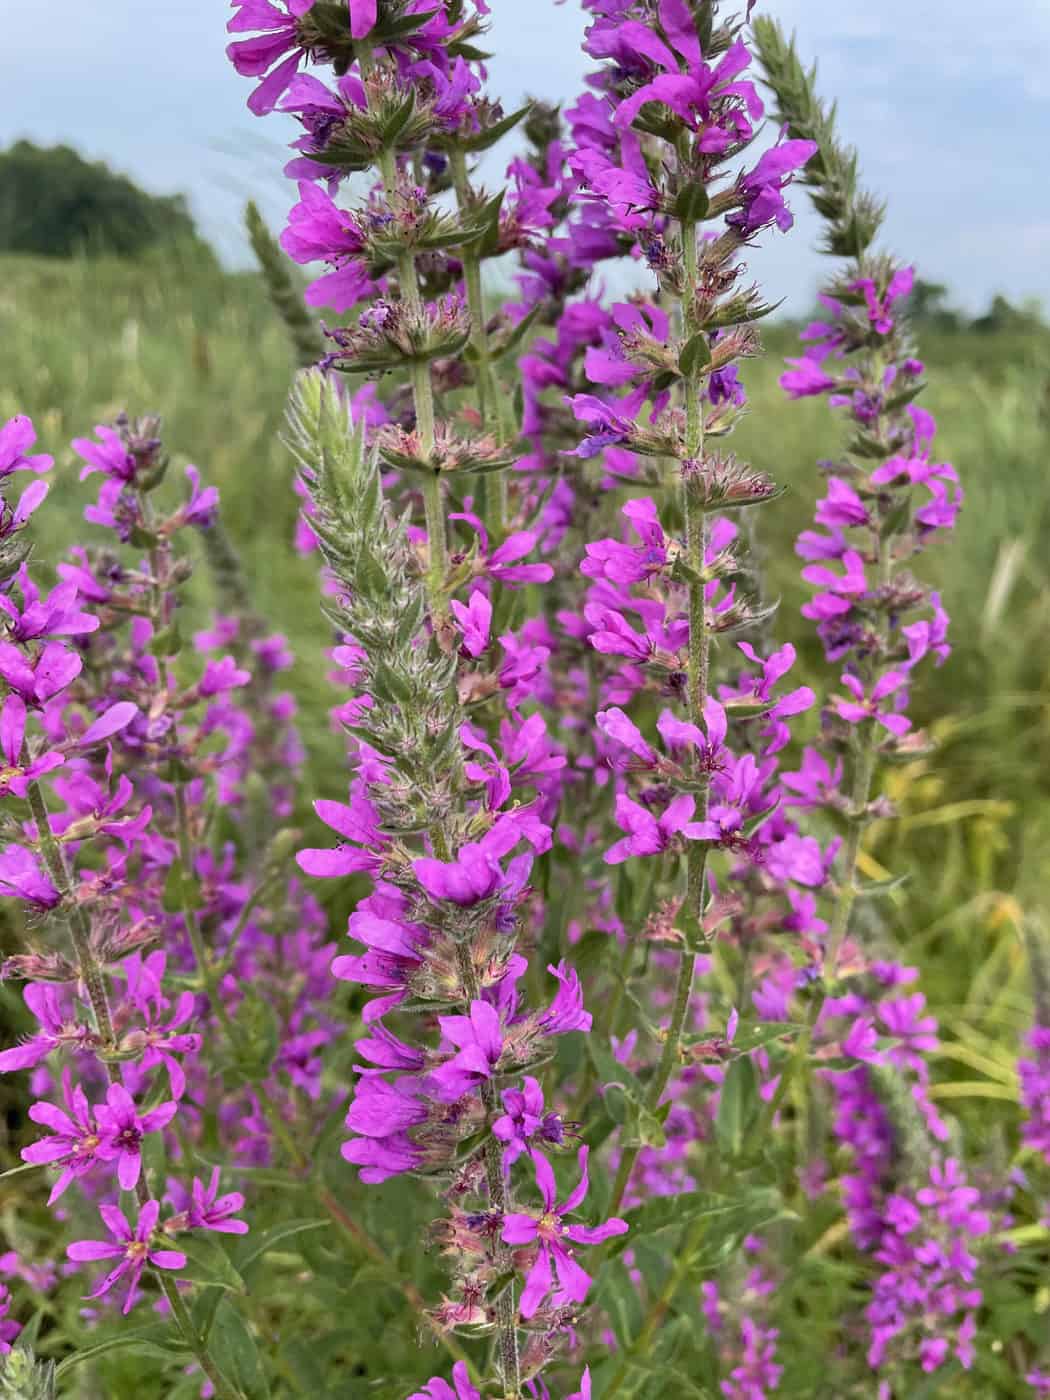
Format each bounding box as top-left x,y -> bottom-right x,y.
0,142 -> 211,262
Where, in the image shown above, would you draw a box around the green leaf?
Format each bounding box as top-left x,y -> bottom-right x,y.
493,301 -> 543,360
149,623 -> 182,658
715,1055 -> 761,1158
596,1258 -> 646,1350
55,1326 -> 189,1378
586,1036 -> 646,1102
725,1020 -> 804,1055
162,858 -> 203,914
235,1219 -> 328,1279
622,1096 -> 667,1151
854,872 -> 910,899
679,332 -> 711,377
209,1301 -> 271,1400
174,1234 -> 247,1295
673,183 -> 710,221
459,102 -> 532,153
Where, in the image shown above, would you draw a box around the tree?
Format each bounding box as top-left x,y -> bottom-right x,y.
0,140 -> 210,259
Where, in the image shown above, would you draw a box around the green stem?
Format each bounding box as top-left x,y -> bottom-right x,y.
607,216 -> 711,1217
449,147 -> 506,531
158,1273 -> 247,1400
749,401 -> 894,1146
603,1217 -> 708,1398
454,940 -> 522,1394
25,780 -> 115,1046
363,50 -> 518,1391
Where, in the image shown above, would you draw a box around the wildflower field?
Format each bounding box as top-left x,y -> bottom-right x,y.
2,3 -> 1050,1397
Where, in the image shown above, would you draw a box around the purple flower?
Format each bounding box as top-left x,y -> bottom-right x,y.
834,672 -> 911,737
178,465 -> 220,529
96,1083 -> 177,1191
227,0 -> 314,116
348,0 -> 377,41
1019,1026 -> 1050,1162
0,694 -> 64,797
186,1168 -> 249,1235
501,1147 -> 627,1318
0,1283 -> 20,1354
492,1076 -> 567,1168
801,549 -> 868,620
780,357 -> 837,400
71,424 -> 138,483
604,792 -> 699,865
0,414 -> 53,477
414,818 -> 534,907
0,641 -> 81,705
22,1071 -> 107,1205
0,983 -> 90,1070
67,1200 -> 185,1315
656,696 -> 729,769
332,882 -> 430,1022
536,961 -> 592,1035
582,498 -> 669,586
728,139 -> 819,235
565,394 -> 636,458
297,789 -> 387,879
408,1363 -> 480,1400
199,656 -> 252,696
450,589 -> 492,658
428,1001 -> 504,1102
0,567 -> 99,642
0,846 -> 61,910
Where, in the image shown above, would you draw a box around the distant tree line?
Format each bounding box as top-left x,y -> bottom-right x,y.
0,141 -> 212,260
906,279 -> 1046,336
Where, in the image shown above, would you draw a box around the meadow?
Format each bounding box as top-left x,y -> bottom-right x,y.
4,243 -> 1049,972
3,227 -> 1050,1396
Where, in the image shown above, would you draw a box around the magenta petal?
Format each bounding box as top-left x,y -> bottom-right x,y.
78,702 -> 138,746
348,0 -> 377,39
149,1250 -> 187,1271
501,1213 -> 540,1246
67,1240 -> 124,1262
518,1244 -> 553,1319
565,1219 -> 629,1245
296,847 -> 368,877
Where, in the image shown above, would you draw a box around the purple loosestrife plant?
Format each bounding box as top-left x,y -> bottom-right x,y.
233,3 -> 639,1395
563,0 -> 817,1229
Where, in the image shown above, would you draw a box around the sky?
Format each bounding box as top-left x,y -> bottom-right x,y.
3,0 -> 1048,314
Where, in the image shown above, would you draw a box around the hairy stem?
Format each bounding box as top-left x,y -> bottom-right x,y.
454,940 -> 522,1394
26,781 -> 115,1046
608,215 -> 711,1215
449,147 -> 507,530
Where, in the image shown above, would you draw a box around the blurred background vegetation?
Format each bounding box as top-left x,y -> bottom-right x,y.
2,141 -> 1049,1185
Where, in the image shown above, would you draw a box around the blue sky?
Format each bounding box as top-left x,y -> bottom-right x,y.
3,0 -> 1048,313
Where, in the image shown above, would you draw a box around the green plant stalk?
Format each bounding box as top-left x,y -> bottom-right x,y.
448,147 -> 507,530
749,388 -> 893,1146
607,216 -> 711,1216
369,110 -> 449,629
157,1273 -> 247,1400
25,781 -> 115,1047
603,1215 -> 709,1399
338,59 -> 519,1388
454,938 -> 522,1395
